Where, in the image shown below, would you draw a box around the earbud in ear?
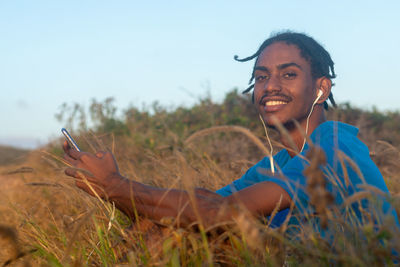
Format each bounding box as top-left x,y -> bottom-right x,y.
312,89 -> 323,105
302,88 -> 325,152
317,89 -> 323,98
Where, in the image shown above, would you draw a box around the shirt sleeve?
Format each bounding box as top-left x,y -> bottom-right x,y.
216,150 -> 287,197
215,156 -> 271,196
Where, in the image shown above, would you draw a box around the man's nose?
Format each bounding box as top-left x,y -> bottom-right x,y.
264,75 -> 282,94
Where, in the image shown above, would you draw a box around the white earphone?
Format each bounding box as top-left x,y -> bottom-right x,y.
313,89 -> 323,105
301,89 -> 324,152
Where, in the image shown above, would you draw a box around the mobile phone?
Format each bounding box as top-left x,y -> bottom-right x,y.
61,128 -> 81,151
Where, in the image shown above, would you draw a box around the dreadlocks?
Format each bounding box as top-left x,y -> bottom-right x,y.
235,31 -> 337,110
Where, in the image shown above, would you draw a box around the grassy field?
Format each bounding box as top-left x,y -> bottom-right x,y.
1,90 -> 400,266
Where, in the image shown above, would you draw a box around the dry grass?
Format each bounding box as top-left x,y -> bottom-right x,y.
1,93 -> 400,265
0,125 -> 399,266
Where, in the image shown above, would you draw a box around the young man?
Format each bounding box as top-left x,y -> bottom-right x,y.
63,32 -> 398,229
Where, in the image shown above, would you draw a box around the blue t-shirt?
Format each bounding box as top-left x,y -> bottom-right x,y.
216,121 -> 399,227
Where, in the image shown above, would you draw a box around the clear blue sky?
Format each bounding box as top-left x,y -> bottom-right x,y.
1,0 -> 400,148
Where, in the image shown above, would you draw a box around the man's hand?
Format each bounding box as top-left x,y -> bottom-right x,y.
63,140 -> 124,199
62,141 -> 292,227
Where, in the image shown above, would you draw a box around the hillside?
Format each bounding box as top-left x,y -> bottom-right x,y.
0,145 -> 30,166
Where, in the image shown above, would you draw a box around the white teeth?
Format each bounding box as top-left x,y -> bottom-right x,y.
265,101 -> 287,106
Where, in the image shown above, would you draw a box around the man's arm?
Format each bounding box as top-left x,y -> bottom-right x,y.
63,141 -> 291,227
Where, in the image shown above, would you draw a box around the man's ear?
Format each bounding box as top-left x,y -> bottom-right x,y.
315,77 -> 332,104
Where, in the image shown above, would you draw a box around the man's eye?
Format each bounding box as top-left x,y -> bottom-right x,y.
283,72 -> 297,79
255,75 -> 268,82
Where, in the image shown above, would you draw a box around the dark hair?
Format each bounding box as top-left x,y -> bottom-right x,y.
235,31 -> 337,109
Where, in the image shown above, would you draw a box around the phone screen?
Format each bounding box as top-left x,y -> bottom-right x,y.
61,128 -> 81,151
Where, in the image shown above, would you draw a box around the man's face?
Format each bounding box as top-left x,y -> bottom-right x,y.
253,42 -> 317,127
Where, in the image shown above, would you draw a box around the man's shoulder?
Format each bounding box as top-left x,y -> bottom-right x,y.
311,121 -> 363,151
310,121 -> 374,165
311,121 -> 359,141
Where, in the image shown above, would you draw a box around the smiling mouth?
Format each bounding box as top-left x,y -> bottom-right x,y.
265,100 -> 288,107
260,95 -> 291,112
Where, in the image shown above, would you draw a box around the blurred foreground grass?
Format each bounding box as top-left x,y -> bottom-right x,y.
1,90 -> 400,266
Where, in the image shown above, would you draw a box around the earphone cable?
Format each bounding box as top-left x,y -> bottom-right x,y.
259,114 -> 275,174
